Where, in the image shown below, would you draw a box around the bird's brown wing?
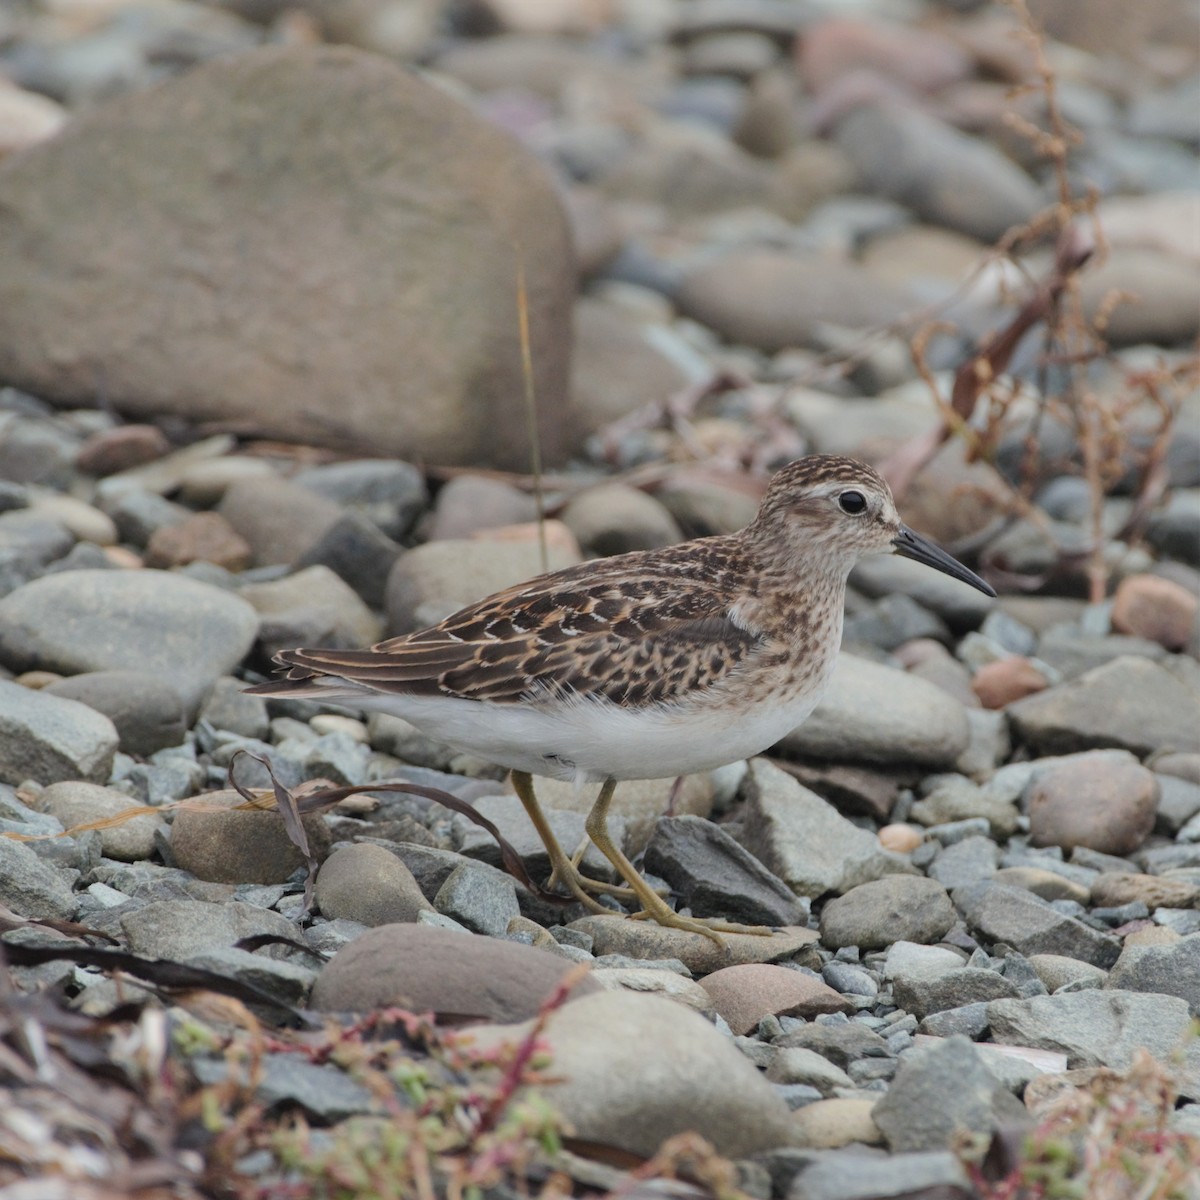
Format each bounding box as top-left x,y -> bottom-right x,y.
265,542 -> 764,708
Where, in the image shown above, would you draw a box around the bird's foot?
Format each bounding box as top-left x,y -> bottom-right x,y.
627,905 -> 777,942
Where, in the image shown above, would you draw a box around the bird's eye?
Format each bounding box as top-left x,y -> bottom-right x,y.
838,490 -> 867,515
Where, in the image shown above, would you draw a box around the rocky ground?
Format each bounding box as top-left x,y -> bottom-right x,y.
1,1 -> 1199,1198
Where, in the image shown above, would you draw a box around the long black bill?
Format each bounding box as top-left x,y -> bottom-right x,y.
892,525 -> 996,597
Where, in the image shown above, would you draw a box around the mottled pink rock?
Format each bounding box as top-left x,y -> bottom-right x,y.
699,962 -> 853,1035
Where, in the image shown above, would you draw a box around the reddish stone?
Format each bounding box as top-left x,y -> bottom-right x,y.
699,962 -> 853,1036
75,424 -> 171,476
1111,574 -> 1198,651
144,511 -> 252,571
972,657 -> 1049,709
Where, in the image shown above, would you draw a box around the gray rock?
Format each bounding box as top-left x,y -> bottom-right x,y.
1008,656 -> 1200,757
187,946 -> 316,1007
1028,954 -> 1108,993
820,876 -> 955,950
911,777 -> 1019,839
311,923 -> 601,1021
841,594 -> 949,653
766,1046 -> 854,1095
675,248 -> 914,354
193,1053 -> 373,1123
927,835 -> 999,890
199,675 -> 269,740
0,678 -> 118,785
871,1035 -> 1029,1153
774,1021 -> 891,1070
0,835 -> 76,919
240,565 -> 382,659
741,759 -> 914,897
834,103 -> 1041,242
916,1002 -> 991,1040
314,843 -> 430,927
987,990 -> 1200,1097
643,814 -> 808,927
43,669 -> 187,756
777,654 -> 970,770
883,941 -> 967,983
292,457 -> 427,541
0,47 -> 575,472
1146,489 -> 1200,567
893,968 -> 1023,1020
464,990 -> 798,1160
97,487 -> 190,547
955,882 -> 1120,968
849,554 -> 994,632
39,781 -> 162,862
0,511 -> 74,597
788,1149 -> 974,1200
294,510 -> 402,610
434,860 -> 521,936
385,538 -> 579,635
559,483 -> 684,557
1155,774 -> 1200,837
1106,934 -> 1200,1015
821,962 -> 879,998
0,569 -> 258,717
304,731 -> 370,786
1036,626 -> 1165,680
120,899 -> 301,961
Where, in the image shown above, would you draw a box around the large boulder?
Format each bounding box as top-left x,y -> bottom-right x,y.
0,46 -> 575,470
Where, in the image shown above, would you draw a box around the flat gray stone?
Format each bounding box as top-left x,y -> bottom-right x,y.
987,990 -> 1200,1098
1106,934 -> 1200,1015
820,876 -> 955,950
43,669 -> 187,756
310,923 -> 601,1022
0,678 -> 118,785
120,899 -> 301,961
954,881 -> 1120,968
463,990 -> 798,1160
741,759 -> 914,897
187,946 -> 316,1007
871,1035 -> 1029,1152
927,835 -> 999,890
777,653 -> 970,769
893,967 -> 1023,1020
0,569 -> 258,716
0,835 -> 75,920
643,814 -> 808,927
434,860 -> 520,936
1008,655 -> 1200,757
790,1149 -> 974,1200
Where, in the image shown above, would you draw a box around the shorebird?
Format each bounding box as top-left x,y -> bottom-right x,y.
248,455 -> 995,939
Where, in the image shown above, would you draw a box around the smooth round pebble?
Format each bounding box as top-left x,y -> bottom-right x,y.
699,963 -> 854,1035
170,788 -> 332,884
311,922 -> 600,1022
314,843 -> 430,926
820,876 -> 956,950
39,780 -> 163,862
1027,753 -> 1159,856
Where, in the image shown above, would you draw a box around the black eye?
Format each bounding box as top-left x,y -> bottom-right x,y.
838,490 -> 867,515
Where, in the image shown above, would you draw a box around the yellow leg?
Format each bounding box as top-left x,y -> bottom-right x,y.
584,778 -> 775,944
510,771 -> 649,912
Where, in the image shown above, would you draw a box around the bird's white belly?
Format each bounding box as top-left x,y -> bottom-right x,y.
352,682 -> 828,783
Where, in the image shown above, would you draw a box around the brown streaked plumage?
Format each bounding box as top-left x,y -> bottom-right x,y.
248,455 -> 995,941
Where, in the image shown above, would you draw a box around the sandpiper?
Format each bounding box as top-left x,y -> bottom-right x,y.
248,455 -> 995,939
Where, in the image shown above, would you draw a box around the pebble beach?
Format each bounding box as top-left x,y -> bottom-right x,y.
0,1 -> 1198,1197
